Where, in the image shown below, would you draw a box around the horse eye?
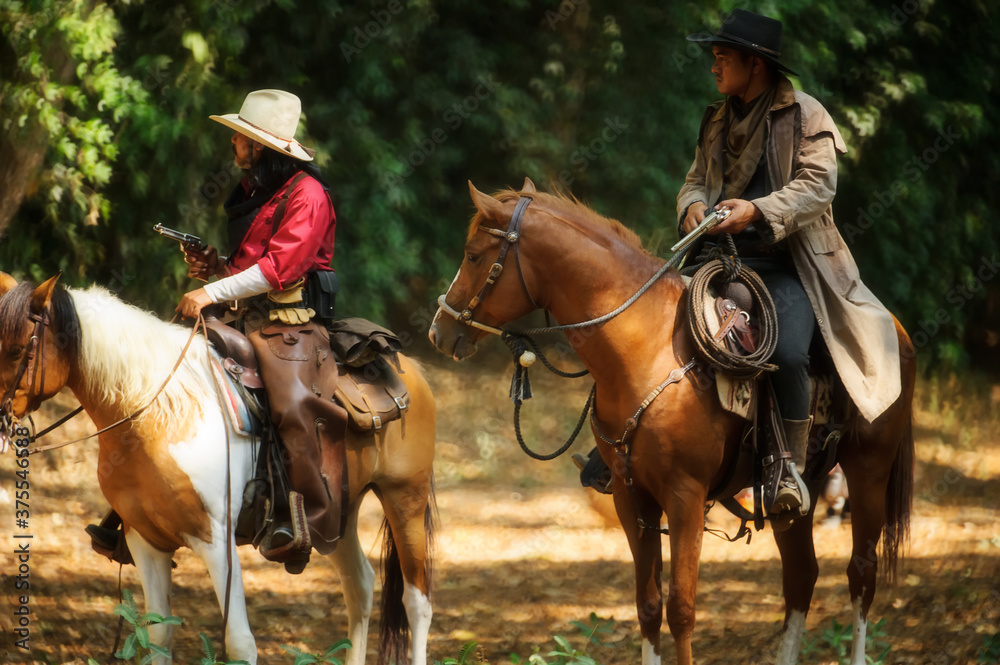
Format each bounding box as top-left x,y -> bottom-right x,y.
6,345 -> 23,358
466,253 -> 480,265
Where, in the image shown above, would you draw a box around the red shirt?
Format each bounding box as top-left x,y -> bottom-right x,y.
228,173 -> 336,290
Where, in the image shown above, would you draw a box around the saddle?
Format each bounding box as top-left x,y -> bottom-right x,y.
206,314 -> 408,564
688,266 -> 845,529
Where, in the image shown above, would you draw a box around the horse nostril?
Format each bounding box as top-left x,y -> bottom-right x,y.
428,326 -> 437,347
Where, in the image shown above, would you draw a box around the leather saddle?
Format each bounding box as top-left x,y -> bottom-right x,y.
203,314 -> 409,560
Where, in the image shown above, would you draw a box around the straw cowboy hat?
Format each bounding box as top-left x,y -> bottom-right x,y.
687,8 -> 798,76
210,89 -> 315,162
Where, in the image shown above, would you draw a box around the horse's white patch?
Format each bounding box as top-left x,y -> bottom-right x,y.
403,582 -> 433,665
849,597 -> 868,665
430,269 -> 463,331
168,397 -> 255,526
776,610 -> 806,665
641,638 -> 660,665
71,286 -> 212,429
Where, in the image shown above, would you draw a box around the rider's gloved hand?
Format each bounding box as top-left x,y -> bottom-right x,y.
184,245 -> 223,281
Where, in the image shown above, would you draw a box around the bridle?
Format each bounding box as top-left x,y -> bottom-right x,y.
436,196 -> 541,336
0,309 -> 51,437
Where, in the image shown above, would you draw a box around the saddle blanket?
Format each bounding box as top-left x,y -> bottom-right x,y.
209,357 -> 260,436
716,371 -> 833,425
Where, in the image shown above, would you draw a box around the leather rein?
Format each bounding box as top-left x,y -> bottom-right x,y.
435,196 -> 697,460
0,303 -> 205,454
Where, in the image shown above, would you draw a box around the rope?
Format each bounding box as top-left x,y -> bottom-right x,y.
512,385 -> 595,461
685,258 -> 779,379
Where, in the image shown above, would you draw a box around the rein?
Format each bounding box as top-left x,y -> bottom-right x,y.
436,197 -> 691,462
0,306 -> 206,453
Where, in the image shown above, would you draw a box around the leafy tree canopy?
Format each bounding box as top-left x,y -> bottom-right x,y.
1,0 -> 997,368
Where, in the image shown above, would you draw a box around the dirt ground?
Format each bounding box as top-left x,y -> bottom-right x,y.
0,353 -> 998,665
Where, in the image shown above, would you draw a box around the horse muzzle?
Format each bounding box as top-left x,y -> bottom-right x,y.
428,312 -> 479,361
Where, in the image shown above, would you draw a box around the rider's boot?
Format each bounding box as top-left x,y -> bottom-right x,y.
85,508 -> 134,565
261,395 -> 349,574
574,447 -> 613,495
769,418 -> 812,517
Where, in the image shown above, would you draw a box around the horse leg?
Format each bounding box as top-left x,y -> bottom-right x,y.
839,451 -> 890,665
185,532 -> 257,664
664,488 -> 708,665
612,485 -> 663,665
125,531 -> 176,664
327,503 -> 375,665
772,502 -> 820,665
379,484 -> 433,665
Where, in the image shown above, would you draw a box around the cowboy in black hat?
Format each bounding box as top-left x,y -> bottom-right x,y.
677,9 -> 903,527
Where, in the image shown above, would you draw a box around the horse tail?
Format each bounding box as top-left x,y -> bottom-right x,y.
881,320 -> 916,584
378,477 -> 437,665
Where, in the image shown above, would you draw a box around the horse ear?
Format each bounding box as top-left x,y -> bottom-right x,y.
29,273 -> 61,315
468,181 -> 505,220
521,177 -> 537,193
0,272 -> 16,298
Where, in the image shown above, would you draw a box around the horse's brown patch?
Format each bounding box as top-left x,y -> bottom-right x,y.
96,417 -> 211,552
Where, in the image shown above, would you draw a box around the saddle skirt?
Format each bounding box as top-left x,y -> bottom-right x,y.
700,287 -> 835,425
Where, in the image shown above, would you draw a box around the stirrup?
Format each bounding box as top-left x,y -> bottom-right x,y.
85,523 -> 134,566
769,462 -> 811,517
259,491 -> 312,570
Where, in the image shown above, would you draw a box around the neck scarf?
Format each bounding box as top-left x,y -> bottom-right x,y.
721,83 -> 777,201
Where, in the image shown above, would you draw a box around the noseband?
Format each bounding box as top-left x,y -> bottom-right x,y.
437,196 -> 540,335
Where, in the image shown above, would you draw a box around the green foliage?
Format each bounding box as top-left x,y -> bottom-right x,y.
111,589 -> 183,665
198,631 -> 251,665
280,639 -> 352,665
434,640 -> 482,665
979,632 -> 1000,665
1,0 -> 998,366
510,614 -> 616,665
801,617 -> 891,665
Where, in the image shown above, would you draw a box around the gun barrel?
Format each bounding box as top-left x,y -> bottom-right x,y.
153,223 -> 203,248
670,207 -> 731,254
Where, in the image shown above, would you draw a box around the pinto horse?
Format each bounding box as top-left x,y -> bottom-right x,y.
429,181 -> 915,665
0,273 -> 436,665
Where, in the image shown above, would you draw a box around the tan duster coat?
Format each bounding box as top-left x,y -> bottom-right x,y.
677,76 -> 901,422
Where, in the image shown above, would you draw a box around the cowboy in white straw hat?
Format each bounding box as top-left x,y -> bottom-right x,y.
90,90 -> 345,574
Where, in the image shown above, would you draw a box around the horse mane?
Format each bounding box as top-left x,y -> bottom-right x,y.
69,285 -> 210,428
0,282 -> 82,361
468,189 -> 648,254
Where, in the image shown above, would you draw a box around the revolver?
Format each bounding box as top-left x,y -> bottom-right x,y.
670,206 -> 732,255
153,223 -> 205,250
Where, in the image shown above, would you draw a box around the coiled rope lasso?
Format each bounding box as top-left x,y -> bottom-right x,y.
685,258 -> 779,379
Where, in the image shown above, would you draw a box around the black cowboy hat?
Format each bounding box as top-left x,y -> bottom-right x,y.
687,8 -> 798,76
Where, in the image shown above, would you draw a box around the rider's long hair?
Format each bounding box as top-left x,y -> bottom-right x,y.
248,144 -> 302,195
248,143 -> 328,196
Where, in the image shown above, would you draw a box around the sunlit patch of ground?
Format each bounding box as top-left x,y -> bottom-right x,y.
0,357 -> 997,664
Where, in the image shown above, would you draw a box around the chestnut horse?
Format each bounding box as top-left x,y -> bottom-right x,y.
0,273 -> 436,665
429,181 -> 915,665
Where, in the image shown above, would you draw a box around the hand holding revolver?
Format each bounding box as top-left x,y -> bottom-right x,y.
184,245 -> 224,281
